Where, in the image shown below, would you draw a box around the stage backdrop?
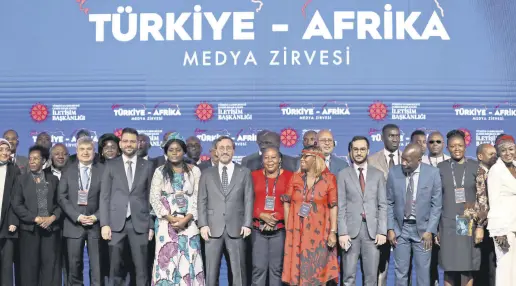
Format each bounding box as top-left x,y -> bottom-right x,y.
1,0 -> 515,161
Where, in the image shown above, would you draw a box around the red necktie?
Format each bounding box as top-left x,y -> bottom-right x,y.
358,168 -> 365,193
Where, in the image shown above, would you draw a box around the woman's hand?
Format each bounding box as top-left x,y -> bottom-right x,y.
327,231 -> 337,248
259,212 -> 278,227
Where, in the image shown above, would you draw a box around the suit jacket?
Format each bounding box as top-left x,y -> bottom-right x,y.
387,164 -> 442,238
241,152 -> 297,172
100,156 -> 153,234
198,160 -> 215,171
58,163 -> 104,239
337,164 -> 387,239
151,156 -> 166,171
0,163 -> 20,238
298,154 -> 349,174
13,155 -> 28,174
197,163 -> 254,238
11,169 -> 62,232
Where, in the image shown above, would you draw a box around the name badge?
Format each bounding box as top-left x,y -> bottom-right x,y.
298,202 -> 312,218
175,194 -> 187,208
264,196 -> 275,211
78,190 -> 88,206
454,188 -> 466,204
456,215 -> 470,236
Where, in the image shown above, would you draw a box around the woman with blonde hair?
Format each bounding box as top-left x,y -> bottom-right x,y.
281,146 -> 339,285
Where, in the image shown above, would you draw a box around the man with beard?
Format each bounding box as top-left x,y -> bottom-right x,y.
46,143 -> 70,179
368,124 -> 401,286
422,132 -> 450,167
303,130 -> 317,148
337,136 -> 387,286
317,130 -> 349,174
100,128 -> 154,285
241,130 -> 297,172
186,136 -> 202,165
474,143 -> 498,286
3,129 -> 28,173
137,134 -> 151,160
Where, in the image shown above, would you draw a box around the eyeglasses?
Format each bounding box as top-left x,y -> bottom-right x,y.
429,140 -> 442,144
299,154 -> 315,160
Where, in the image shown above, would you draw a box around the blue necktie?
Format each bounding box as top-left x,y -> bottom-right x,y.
81,166 -> 89,190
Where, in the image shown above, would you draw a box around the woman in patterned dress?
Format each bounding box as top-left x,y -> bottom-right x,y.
281,146 -> 339,285
150,133 -> 205,286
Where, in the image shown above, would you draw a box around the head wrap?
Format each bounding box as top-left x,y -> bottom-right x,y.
161,132 -> 185,147
301,149 -> 325,160
495,135 -> 515,147
0,139 -> 11,166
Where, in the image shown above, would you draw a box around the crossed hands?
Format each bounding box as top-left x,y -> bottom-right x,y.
78,215 -> 97,226
35,215 -> 56,229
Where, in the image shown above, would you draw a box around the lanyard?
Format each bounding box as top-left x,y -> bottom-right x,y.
450,159 -> 467,189
264,170 -> 280,197
78,166 -> 92,191
428,154 -> 445,167
303,174 -> 320,203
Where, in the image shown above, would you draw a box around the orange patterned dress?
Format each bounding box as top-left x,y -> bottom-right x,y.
281,172 -> 339,285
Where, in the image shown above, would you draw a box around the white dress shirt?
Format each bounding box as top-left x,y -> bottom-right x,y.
383,149 -> 400,166
79,162 -> 92,190
354,161 -> 368,182
51,165 -> 62,180
405,164 -> 421,220
122,155 -> 137,183
422,153 -> 450,167
218,161 -> 235,185
325,155 -> 331,169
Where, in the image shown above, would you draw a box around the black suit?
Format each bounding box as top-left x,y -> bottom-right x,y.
198,160 -> 215,171
0,163 -> 19,286
58,163 -> 104,286
11,169 -> 62,286
151,156 -> 166,171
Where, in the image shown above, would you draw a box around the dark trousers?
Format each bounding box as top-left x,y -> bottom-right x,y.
108,218 -> 148,286
251,229 -> 285,286
205,229 -> 246,286
0,238 -> 14,286
66,232 -> 102,286
19,228 -> 62,286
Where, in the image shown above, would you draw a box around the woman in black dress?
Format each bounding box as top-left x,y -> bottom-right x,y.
436,130 -> 485,286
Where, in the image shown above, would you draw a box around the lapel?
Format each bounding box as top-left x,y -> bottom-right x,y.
131,157 -> 145,192
329,154 -> 335,174
395,167 -> 407,205
378,152 -> 389,174
212,166 -> 224,194
415,164 -> 426,205
118,158 -> 131,192
348,167 -> 363,198
364,165 -> 376,198
44,171 -> 54,210
226,164 -> 240,196
89,164 -> 100,198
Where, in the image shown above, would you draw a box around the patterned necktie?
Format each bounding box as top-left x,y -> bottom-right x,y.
358,168 -> 365,193
81,166 -> 89,190
404,173 -> 414,218
222,166 -> 228,194
388,154 -> 395,169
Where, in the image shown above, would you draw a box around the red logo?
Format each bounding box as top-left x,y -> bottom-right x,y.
113,128 -> 123,138
30,103 -> 49,122
459,128 -> 472,147
195,102 -> 214,122
200,154 -> 211,162
280,128 -> 299,148
368,101 -> 388,121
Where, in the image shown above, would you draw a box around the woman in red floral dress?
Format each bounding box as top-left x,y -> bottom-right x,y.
281,146 -> 339,285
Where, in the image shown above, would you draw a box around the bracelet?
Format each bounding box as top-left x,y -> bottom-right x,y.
330,229 -> 337,233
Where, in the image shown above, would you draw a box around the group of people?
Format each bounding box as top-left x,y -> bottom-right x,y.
0,125 -> 514,286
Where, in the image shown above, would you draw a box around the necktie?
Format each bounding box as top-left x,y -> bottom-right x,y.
222,166 -> 228,194
404,173 -> 414,218
388,154 -> 395,169
81,166 -> 89,190
358,168 -> 365,193
325,158 -> 330,168
126,161 -> 133,217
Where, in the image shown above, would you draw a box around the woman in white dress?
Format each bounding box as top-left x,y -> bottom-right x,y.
150,132 -> 205,286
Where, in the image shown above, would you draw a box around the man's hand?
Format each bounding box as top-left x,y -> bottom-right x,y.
434,232 -> 440,246
40,215 -> 56,229
78,215 -> 91,225
34,216 -> 43,225
387,230 -> 397,247
148,229 -> 154,241
495,235 -> 510,250
327,232 -> 337,248
474,228 -> 484,244
375,234 -> 387,246
101,226 -> 112,240
422,232 -> 433,251
259,212 -> 278,227
200,226 -> 211,241
241,227 -> 251,238
8,225 -> 16,232
339,235 -> 350,250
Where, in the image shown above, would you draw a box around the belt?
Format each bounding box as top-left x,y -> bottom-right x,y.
403,219 -> 416,224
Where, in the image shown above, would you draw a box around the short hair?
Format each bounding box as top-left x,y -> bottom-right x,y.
29,145 -> 50,161
121,127 -> 138,138
476,143 -> 492,156
75,129 -> 91,140
77,136 -> 95,148
50,143 -> 68,154
215,135 -> 236,150
382,124 -> 399,134
3,129 -> 18,138
410,130 -> 426,141
446,129 -> 465,143
36,132 -> 50,139
348,136 -> 370,152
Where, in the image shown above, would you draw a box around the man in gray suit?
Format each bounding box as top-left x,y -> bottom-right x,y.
100,128 -> 154,286
3,129 -> 28,173
317,130 -> 349,174
338,136 -> 387,286
58,137 -> 103,286
367,123 -> 401,286
241,130 -> 297,172
198,135 -> 254,286
387,144 -> 442,286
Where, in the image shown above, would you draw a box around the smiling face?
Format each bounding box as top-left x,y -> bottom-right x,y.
216,138 -> 234,165
120,132 -> 138,157
448,136 -> 466,161
262,148 -> 281,174
427,133 -> 445,156
51,144 -> 69,168
0,143 -> 10,162
498,143 -> 516,164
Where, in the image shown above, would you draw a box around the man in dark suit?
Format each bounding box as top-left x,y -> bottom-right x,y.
3,129 -> 28,173
241,130 -> 297,172
387,144 -> 442,286
58,137 -> 104,286
100,128 -> 154,286
198,136 -> 254,286
0,139 -> 20,286
198,141 -> 218,171
151,131 -> 174,170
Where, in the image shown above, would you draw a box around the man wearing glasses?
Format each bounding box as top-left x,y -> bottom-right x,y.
316,130 -> 349,174
422,131 -> 450,167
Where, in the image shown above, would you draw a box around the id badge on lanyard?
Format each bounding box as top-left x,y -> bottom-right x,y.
77,168 -> 91,206
175,193 -> 187,208
298,175 -> 318,218
450,161 -> 467,204
264,171 -> 280,211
